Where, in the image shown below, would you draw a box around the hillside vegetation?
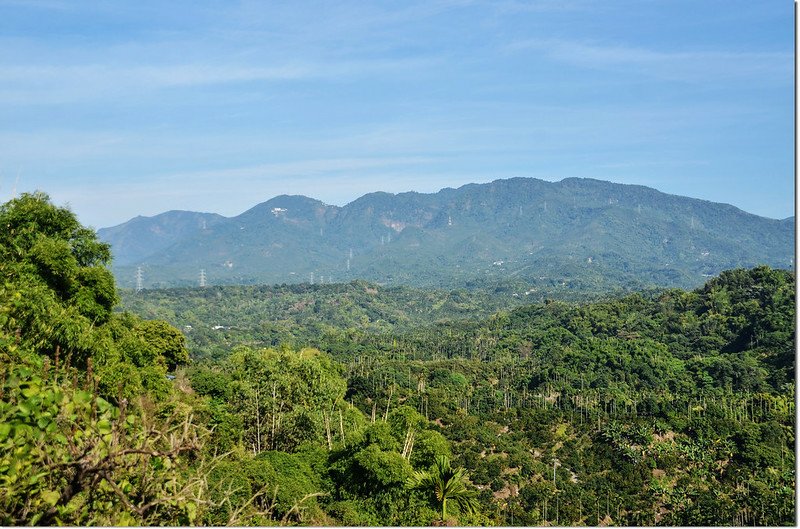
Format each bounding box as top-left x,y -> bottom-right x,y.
119,281 -> 612,360
1,192 -> 795,526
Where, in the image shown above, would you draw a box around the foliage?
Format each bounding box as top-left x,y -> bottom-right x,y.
132,319 -> 190,371
119,280 -> 527,360
407,455 -> 480,522
1,192 -> 795,526
0,341 -> 207,525
0,194 -> 265,525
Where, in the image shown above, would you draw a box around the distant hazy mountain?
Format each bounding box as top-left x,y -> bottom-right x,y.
98,177 -> 794,291
98,210 -> 226,266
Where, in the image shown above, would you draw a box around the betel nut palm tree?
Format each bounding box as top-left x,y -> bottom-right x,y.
406,455 -> 480,522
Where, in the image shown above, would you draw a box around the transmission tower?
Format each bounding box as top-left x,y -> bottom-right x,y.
199,269 -> 206,287
135,267 -> 143,292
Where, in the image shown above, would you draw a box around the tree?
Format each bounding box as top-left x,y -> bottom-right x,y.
133,319 -> 190,370
0,191 -> 116,323
406,455 -> 479,522
0,192 -> 117,365
0,192 -> 255,525
226,346 -> 348,452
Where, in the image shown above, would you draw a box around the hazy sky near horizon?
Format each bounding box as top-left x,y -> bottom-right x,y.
0,0 -> 793,228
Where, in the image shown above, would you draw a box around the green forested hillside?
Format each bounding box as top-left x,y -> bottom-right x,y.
1,193 -> 795,526
118,282 -> 537,360
129,265 -> 797,525
118,277 -> 652,361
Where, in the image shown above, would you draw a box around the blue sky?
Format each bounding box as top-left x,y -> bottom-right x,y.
0,0 -> 793,228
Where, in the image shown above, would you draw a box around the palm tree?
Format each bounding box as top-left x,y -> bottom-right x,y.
406,456 -> 480,522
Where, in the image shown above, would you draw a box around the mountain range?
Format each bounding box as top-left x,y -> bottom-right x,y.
98,177 -> 794,291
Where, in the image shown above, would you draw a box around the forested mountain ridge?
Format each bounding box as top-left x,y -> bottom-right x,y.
98,177 -> 794,290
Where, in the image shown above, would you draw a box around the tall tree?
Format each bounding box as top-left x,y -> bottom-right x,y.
406,455 -> 479,522
0,192 -> 117,363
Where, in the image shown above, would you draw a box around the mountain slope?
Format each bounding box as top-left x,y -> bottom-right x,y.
97,210 -> 225,266
98,178 -> 794,290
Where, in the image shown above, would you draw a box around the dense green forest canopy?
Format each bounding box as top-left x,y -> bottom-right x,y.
0,193 -> 795,526
118,281 -> 533,360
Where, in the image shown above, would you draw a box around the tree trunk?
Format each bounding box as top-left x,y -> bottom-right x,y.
384,385 -> 394,421
324,411 -> 333,450
339,408 -> 346,447
255,387 -> 261,453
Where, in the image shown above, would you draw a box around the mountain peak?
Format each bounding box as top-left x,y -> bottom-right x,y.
235,194 -> 336,221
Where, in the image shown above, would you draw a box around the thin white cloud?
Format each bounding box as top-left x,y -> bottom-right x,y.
596,160 -> 711,170
0,130 -> 131,160
508,38 -> 791,84
153,156 -> 441,185
0,54 -> 442,105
